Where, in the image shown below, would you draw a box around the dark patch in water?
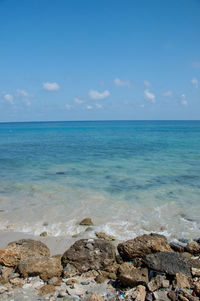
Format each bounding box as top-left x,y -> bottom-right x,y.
56,171 -> 66,175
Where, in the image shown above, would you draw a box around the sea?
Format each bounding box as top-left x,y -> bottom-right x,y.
0,120 -> 200,241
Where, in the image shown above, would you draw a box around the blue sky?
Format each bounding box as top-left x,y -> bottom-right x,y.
0,0 -> 200,121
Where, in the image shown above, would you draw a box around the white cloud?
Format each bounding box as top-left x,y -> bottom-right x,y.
181,94 -> 188,106
144,89 -> 156,103
65,104 -> 72,110
114,78 -> 132,87
86,105 -> 93,110
74,97 -> 83,104
16,89 -> 32,106
43,82 -> 60,91
4,94 -> 14,104
162,91 -> 173,97
144,80 -> 151,87
89,90 -> 110,100
96,103 -> 102,109
191,77 -> 198,88
192,62 -> 200,69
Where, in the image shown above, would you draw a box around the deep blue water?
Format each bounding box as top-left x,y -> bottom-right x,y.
0,120 -> 200,239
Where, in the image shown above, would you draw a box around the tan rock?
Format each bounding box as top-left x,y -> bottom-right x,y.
65,278 -> 80,286
173,272 -> 190,289
0,267 -> 14,280
18,256 -> 63,281
95,232 -> 116,241
147,275 -> 169,292
191,267 -> 200,277
118,262 -> 148,287
79,218 -> 94,226
186,241 -> 200,255
48,276 -> 62,286
117,233 -> 173,260
132,285 -> 146,301
39,284 -> 55,296
178,294 -> 188,301
87,292 -> 104,301
9,277 -> 25,287
0,249 -> 21,267
0,239 -> 50,267
194,282 -> 200,296
95,275 -> 107,283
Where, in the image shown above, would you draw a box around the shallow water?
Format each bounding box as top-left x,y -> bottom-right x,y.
0,120 -> 200,240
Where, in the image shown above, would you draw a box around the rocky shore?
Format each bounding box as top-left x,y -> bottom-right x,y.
0,223 -> 200,300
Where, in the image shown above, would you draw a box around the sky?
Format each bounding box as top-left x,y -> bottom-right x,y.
0,0 -> 200,122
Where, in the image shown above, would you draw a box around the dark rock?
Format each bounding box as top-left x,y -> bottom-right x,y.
18,256 -> 63,281
40,231 -> 47,237
170,242 -> 185,253
61,238 -> 116,274
143,252 -> 200,277
168,291 -> 178,301
79,218 -> 94,226
117,233 -> 173,260
117,262 -> 148,287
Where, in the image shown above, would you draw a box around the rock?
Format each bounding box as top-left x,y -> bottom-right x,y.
66,283 -> 86,296
48,276 -> 62,286
82,270 -> 99,278
9,277 -> 25,287
0,239 -> 50,267
173,272 -> 190,289
95,232 -> 116,241
168,291 -> 178,301
63,263 -> 79,278
191,267 -> 200,277
39,284 -> 55,296
66,278 -> 80,285
61,239 -> 116,274
186,241 -> 200,255
0,285 -> 8,293
0,267 -> 14,280
143,252 -> 200,277
146,292 -> 153,301
117,262 -> 148,287
147,275 -> 169,292
86,292 -> 104,301
117,233 -> 173,260
170,242 -> 185,253
18,256 -> 63,281
0,249 -> 21,267
40,231 -> 48,237
79,218 -> 94,226
95,275 -> 107,283
178,294 -> 190,301
132,285 -> 146,301
194,282 -> 200,296
153,290 -> 170,301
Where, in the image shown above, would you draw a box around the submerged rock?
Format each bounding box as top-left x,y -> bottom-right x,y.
117,262 -> 148,287
18,256 -> 63,281
95,232 -> 116,241
143,252 -> 200,277
61,238 -> 116,274
117,233 -> 173,260
40,231 -> 48,237
79,218 -> 94,226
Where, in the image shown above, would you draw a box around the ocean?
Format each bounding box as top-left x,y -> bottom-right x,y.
0,120 -> 200,240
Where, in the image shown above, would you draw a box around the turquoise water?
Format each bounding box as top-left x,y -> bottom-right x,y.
0,120 -> 200,239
